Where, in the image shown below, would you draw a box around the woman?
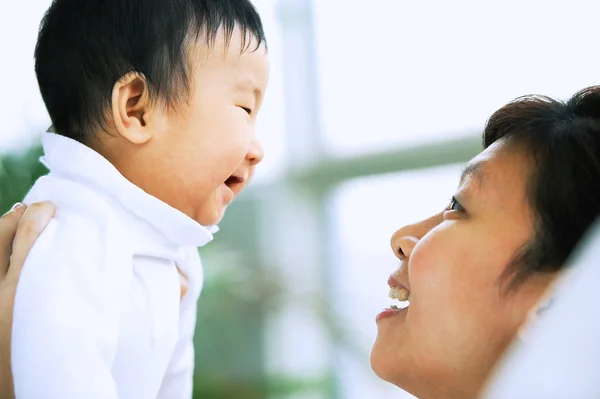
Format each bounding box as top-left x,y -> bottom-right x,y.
2,87 -> 600,399
0,202 -> 55,399
372,86 -> 600,398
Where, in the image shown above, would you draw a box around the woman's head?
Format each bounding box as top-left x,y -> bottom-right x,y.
371,86 -> 600,399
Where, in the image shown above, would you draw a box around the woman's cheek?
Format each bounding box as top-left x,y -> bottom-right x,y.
410,234 -> 456,291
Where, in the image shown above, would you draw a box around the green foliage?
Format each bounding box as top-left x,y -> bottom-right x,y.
0,144 -> 47,213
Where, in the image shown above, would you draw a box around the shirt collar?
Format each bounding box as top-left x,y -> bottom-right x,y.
40,132 -> 216,248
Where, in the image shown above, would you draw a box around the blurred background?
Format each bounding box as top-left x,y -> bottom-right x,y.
1,0 -> 599,398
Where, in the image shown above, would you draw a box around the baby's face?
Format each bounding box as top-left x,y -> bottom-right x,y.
126,28 -> 269,226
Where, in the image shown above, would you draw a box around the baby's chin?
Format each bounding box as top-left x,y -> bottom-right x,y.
192,203 -> 229,227
175,188 -> 231,226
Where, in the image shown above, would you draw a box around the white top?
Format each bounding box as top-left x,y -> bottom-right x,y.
482,220 -> 600,399
12,133 -> 216,399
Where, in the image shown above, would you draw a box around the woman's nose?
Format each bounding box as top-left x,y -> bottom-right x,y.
389,212 -> 444,260
390,231 -> 419,260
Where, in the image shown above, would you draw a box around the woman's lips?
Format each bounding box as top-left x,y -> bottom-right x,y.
388,275 -> 409,292
376,305 -> 407,322
377,273 -> 411,322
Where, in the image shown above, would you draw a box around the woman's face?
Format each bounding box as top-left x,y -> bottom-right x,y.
371,140 -> 557,399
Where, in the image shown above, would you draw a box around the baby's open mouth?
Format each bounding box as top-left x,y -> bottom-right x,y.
224,175 -> 245,189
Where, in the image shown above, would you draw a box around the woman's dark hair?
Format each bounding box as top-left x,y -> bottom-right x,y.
483,86 -> 600,290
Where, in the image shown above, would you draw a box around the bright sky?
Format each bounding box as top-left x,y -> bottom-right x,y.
314,0 -> 600,155
3,0 -> 599,158
0,1 -> 52,153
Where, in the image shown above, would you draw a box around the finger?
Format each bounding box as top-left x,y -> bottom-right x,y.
0,204 -> 27,277
5,202 -> 56,283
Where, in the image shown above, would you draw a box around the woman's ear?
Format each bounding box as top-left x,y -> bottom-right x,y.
111,72 -> 153,145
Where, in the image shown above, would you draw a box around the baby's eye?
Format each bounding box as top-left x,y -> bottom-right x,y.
239,106 -> 252,115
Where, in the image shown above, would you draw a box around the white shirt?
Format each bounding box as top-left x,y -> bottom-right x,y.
482,220 -> 600,399
12,132 -> 215,399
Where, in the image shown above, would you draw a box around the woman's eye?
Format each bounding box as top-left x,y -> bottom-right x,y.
240,106 -> 252,115
448,196 -> 465,212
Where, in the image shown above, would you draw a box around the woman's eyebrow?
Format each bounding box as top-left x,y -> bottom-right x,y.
460,161 -> 487,186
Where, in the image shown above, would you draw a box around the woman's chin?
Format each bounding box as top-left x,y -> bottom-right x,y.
370,337 -> 406,387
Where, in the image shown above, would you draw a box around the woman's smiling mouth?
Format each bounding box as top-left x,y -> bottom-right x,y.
376,275 -> 411,322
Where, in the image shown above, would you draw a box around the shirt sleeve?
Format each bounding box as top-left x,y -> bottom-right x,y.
156,249 -> 203,399
11,211 -> 127,399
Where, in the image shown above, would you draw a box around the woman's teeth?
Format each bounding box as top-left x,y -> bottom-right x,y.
389,286 -> 410,303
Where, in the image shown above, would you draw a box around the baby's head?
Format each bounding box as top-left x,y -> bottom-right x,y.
35,0 -> 269,225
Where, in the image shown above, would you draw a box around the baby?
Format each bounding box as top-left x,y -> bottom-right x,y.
13,0 -> 269,398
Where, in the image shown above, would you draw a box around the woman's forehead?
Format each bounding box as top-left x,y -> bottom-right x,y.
464,141 -> 531,205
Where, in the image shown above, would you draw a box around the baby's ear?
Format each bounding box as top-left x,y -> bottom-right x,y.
111,72 -> 152,144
